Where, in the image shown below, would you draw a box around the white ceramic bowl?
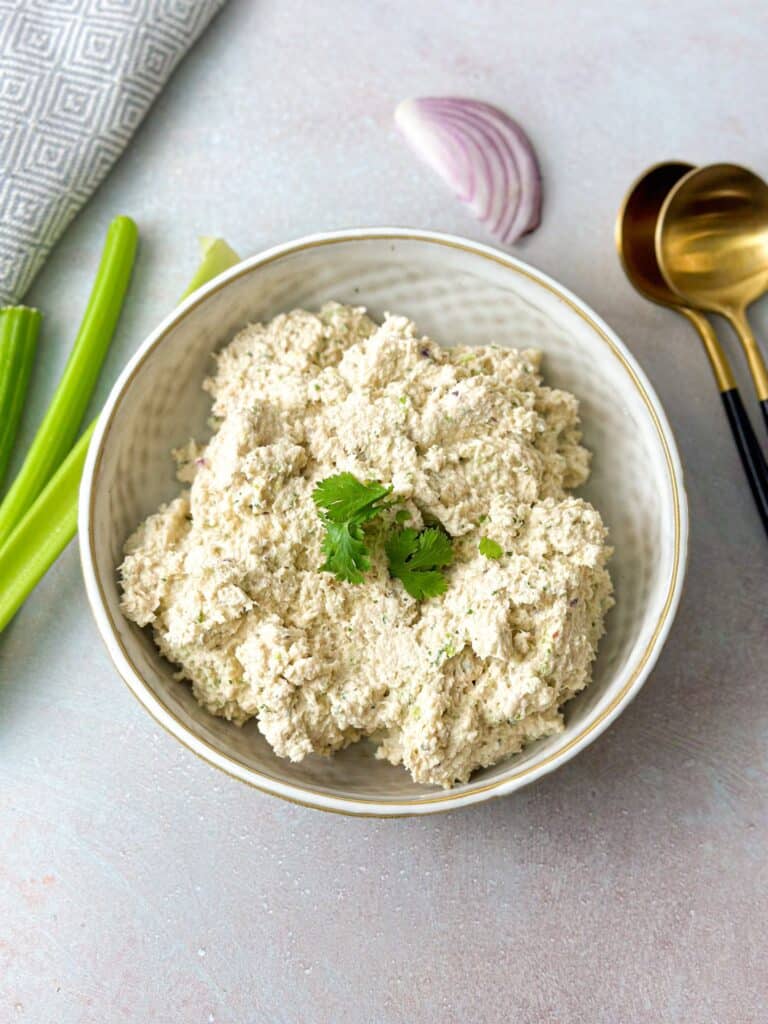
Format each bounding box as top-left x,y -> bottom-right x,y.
79,228 -> 688,816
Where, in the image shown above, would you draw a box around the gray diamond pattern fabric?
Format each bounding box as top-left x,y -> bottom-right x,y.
0,0 -> 227,305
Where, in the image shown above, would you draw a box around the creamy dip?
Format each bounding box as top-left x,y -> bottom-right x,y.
120,303 -> 613,787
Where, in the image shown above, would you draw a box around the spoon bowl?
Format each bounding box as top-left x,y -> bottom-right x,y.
616,161 -> 732,390
656,163 -> 768,407
616,161 -> 695,308
656,163 -> 768,313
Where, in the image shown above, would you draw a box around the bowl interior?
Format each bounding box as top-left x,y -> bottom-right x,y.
87,234 -> 681,807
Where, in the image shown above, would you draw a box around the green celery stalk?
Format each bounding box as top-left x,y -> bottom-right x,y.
179,236 -> 241,300
0,306 -> 42,491
0,216 -> 138,547
0,237 -> 240,632
0,421 -> 95,632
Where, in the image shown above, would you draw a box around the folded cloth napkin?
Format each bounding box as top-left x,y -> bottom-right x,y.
0,0 -> 227,305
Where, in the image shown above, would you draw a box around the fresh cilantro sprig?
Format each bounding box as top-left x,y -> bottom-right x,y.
312,472 -> 454,598
312,473 -> 393,584
385,526 -> 453,600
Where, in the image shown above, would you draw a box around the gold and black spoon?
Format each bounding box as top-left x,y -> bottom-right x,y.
655,162 -> 768,434
617,162 -> 768,536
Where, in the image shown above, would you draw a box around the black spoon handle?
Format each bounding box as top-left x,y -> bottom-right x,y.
761,398 -> 768,439
721,388 -> 768,536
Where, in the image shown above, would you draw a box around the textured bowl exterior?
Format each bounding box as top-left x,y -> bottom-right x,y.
79,229 -> 688,816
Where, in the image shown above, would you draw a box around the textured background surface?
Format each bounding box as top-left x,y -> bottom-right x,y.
1,1 -> 767,1021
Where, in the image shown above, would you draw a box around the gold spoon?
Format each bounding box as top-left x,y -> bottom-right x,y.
655,162 -> 768,432
617,162 -> 768,535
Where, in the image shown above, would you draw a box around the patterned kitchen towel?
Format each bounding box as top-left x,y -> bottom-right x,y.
0,0 -> 227,305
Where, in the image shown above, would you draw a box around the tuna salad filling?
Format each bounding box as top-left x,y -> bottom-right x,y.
119,303 -> 613,787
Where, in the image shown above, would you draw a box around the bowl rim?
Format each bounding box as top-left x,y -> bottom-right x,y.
79,226 -> 689,817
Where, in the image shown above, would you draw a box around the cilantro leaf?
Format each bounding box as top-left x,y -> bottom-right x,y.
385,527 -> 453,600
312,473 -> 392,524
313,473 -> 393,584
320,520 -> 370,583
479,536 -> 503,560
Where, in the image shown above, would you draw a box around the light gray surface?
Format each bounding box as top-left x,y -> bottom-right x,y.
1,1 -> 766,1021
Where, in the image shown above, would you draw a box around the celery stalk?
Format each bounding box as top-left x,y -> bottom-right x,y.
0,216 -> 138,547
179,236 -> 240,300
0,421 -> 95,632
0,306 -> 41,492
0,237 -> 240,632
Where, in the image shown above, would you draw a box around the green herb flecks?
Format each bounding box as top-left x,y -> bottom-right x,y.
479,536 -> 503,559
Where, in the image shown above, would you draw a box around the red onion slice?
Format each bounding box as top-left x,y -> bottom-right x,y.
394,97 -> 542,244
